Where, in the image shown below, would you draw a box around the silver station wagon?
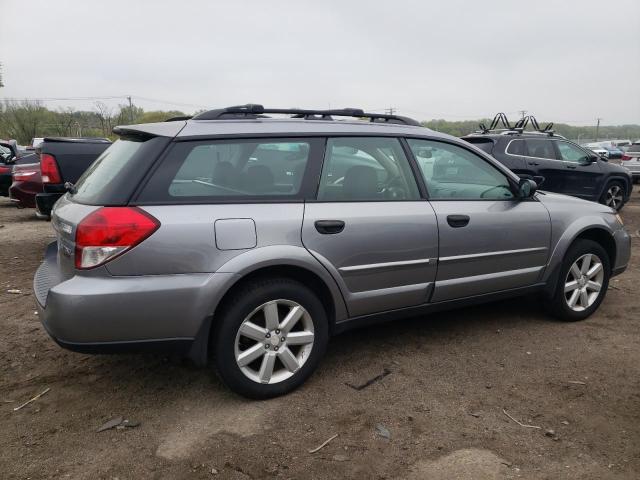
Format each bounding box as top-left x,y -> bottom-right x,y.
34,105 -> 630,398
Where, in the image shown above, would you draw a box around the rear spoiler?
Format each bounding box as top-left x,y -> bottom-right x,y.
113,121 -> 187,138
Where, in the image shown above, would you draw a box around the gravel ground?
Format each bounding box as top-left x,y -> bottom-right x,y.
0,189 -> 639,480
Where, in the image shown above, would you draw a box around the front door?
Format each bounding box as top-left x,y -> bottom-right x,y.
406,138 -> 551,303
554,140 -> 603,200
523,138 -> 565,193
301,137 -> 439,317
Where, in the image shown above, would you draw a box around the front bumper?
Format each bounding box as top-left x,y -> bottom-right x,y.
34,241 -> 237,353
611,227 -> 631,277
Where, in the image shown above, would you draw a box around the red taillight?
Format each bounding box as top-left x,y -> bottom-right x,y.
40,153 -> 62,183
74,207 -> 160,269
621,154 -> 631,161
0,165 -> 11,175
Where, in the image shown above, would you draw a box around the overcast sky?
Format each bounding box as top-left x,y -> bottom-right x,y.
1,0 -> 639,125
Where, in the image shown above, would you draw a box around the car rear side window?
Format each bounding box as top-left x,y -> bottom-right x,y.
316,137 -> 420,201
464,138 -> 495,154
72,139 -> 144,204
525,139 -> 557,160
506,139 -> 526,155
138,138 -> 318,203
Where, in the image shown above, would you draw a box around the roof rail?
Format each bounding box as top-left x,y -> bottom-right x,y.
190,104 -> 422,126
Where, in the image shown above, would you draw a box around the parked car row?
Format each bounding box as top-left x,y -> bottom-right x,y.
34,105 -> 631,398
0,137 -> 111,217
462,118 -> 633,211
621,143 -> 640,182
1,140 -> 39,200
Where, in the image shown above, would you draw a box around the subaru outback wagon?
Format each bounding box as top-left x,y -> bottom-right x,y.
34,105 -> 630,398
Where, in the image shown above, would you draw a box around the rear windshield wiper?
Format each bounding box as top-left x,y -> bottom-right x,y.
64,182 -> 77,195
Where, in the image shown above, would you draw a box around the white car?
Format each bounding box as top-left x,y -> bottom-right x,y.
584,144 -> 610,159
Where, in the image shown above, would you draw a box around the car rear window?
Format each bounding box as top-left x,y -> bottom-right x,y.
70,136 -> 169,206
138,138 -> 321,203
463,138 -> 495,154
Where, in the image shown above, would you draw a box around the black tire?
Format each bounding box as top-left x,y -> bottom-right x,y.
212,277 -> 329,399
599,181 -> 626,211
547,239 -> 611,321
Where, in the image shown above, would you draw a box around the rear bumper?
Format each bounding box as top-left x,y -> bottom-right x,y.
34,241 -> 237,352
9,181 -> 39,208
35,192 -> 61,218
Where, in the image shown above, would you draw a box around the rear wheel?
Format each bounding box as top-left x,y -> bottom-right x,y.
213,277 -> 328,399
547,239 -> 610,321
600,181 -> 625,211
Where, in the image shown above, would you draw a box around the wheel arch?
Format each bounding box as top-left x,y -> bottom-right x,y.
187,246 -> 347,365
600,175 -> 632,202
543,223 -> 616,297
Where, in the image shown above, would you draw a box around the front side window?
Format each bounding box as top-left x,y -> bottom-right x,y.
142,139 -> 311,200
407,139 -> 514,200
525,139 -> 557,160
556,141 -> 590,164
317,137 -> 420,201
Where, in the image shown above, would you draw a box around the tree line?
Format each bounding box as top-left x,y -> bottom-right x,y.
1,100 -> 639,145
0,100 -> 185,144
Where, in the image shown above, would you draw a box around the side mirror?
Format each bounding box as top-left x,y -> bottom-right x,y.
580,156 -> 596,165
518,178 -> 537,199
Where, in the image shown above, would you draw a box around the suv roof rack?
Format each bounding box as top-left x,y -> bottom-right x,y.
476,113 -> 556,136
189,104 -> 422,126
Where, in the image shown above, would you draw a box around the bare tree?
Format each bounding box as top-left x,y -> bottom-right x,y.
94,101 -> 113,136
52,107 -> 77,136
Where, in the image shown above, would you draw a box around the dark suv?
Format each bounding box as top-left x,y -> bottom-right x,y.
462,119 -> 632,211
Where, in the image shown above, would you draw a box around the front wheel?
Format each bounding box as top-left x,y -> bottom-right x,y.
547,239 -> 610,321
213,277 -> 328,399
600,181 -> 626,211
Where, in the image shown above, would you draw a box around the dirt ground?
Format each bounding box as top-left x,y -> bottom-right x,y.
0,189 -> 639,480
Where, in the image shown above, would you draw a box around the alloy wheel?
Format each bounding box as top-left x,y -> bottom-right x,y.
605,185 -> 623,210
234,299 -> 315,384
564,253 -> 604,312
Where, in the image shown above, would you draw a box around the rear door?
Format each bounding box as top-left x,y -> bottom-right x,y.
554,140 -> 602,199
301,137 -> 439,317
406,139 -> 551,302
523,138 -> 564,192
